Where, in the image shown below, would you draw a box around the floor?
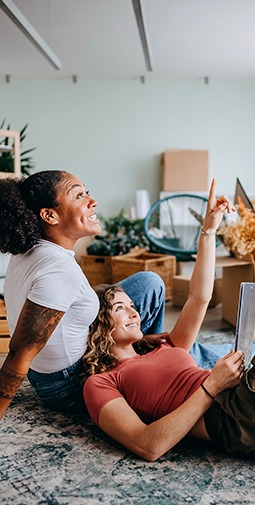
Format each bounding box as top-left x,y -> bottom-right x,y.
165,300 -> 232,332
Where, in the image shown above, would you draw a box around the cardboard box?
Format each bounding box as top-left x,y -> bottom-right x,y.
172,255 -> 255,326
172,275 -> 222,308
161,149 -> 209,192
216,255 -> 255,326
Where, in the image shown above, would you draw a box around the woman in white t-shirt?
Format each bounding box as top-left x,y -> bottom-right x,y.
0,170 -> 166,419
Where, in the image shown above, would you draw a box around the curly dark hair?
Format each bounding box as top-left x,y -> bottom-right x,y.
83,284 -> 124,375
0,170 -> 65,254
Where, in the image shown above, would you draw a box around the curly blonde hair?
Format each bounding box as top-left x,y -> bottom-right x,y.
83,284 -> 124,375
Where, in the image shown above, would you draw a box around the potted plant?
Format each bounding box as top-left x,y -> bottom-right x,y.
86,211 -> 148,256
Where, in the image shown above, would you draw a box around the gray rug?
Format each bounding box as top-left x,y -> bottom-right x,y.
1,330 -> 255,505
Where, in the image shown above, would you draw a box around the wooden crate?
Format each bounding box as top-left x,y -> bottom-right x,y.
111,252 -> 176,300
80,250 -> 141,287
80,255 -> 116,287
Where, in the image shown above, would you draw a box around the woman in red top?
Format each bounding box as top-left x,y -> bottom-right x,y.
83,180 -> 255,461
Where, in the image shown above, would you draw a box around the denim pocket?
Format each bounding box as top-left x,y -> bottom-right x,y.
28,370 -> 84,414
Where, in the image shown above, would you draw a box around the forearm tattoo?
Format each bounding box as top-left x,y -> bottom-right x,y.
0,366 -> 26,400
19,301 -> 64,351
0,303 -> 64,403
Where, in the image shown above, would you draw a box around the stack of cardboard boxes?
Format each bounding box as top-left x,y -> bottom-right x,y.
171,255 -> 255,326
161,148 -> 219,304
172,274 -> 222,309
161,149 -> 255,326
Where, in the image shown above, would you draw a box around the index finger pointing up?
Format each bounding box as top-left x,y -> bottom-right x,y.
207,178 -> 216,213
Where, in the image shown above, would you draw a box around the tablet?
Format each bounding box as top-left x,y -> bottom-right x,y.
234,282 -> 255,368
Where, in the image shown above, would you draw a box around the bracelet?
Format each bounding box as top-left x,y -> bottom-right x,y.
200,226 -> 216,236
201,383 -> 215,400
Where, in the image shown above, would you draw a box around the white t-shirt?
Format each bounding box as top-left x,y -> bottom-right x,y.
4,240 -> 99,373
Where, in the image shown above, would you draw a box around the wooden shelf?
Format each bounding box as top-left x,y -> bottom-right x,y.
0,128 -> 21,179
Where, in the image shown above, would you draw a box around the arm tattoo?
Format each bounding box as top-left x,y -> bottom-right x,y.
0,366 -> 26,400
19,301 -> 64,351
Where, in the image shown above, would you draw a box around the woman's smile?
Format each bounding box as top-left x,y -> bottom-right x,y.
87,212 -> 98,222
126,322 -> 139,328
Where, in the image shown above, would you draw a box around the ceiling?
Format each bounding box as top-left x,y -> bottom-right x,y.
1,0 -> 255,81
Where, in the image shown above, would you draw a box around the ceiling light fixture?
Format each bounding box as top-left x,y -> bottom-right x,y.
132,0 -> 153,72
0,0 -> 62,70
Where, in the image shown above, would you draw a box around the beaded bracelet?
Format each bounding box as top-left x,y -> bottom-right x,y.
201,383 -> 215,400
200,226 -> 216,236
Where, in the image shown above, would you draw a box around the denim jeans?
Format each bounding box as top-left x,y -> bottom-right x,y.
27,359 -> 86,415
191,341 -> 255,370
189,342 -> 233,369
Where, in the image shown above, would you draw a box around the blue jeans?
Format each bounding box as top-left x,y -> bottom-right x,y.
189,342 -> 233,369
27,359 -> 86,415
190,342 -> 255,370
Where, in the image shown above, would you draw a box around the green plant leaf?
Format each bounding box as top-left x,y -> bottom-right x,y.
20,167 -> 32,177
19,123 -> 28,142
20,156 -> 34,162
20,147 -> 36,156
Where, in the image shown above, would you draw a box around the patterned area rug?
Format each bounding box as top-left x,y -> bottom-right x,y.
1,330 -> 255,505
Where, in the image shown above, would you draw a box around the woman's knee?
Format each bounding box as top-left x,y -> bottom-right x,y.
119,271 -> 165,306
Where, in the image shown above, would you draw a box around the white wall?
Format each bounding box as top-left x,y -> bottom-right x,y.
1,78 -> 255,217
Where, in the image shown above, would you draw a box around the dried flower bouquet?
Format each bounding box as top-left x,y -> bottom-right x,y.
218,198 -> 255,260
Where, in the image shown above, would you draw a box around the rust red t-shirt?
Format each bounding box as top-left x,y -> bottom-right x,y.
83,343 -> 210,425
